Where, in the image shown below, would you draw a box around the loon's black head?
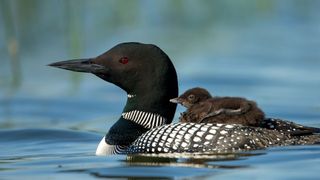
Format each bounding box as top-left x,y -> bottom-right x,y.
49,42 -> 178,121
50,43 -> 179,153
170,87 -> 212,108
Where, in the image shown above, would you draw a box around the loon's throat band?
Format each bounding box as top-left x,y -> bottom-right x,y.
122,110 -> 167,129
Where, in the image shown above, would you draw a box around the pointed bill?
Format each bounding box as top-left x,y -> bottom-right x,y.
169,97 -> 181,104
48,59 -> 108,74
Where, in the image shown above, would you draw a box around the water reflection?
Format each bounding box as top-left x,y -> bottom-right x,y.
64,152 -> 263,179
126,152 -> 258,169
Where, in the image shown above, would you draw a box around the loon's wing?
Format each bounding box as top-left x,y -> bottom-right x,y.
261,118 -> 320,136
128,121 -> 320,154
128,123 -> 289,154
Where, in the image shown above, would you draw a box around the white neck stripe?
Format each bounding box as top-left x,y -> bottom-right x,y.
122,110 -> 167,129
127,94 -> 136,98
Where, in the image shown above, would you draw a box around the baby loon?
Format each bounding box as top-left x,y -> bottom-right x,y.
49,42 -> 320,155
170,87 -> 265,126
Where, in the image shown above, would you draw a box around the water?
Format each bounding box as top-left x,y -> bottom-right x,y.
1,1 -> 320,179
1,129 -> 319,179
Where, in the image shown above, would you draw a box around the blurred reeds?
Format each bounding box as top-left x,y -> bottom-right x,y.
0,0 -> 21,90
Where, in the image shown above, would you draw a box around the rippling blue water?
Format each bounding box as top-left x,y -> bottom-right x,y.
1,1 -> 320,179
1,128 -> 320,179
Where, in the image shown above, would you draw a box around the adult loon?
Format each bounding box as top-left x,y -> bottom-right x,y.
170,87 -> 265,126
49,42 -> 320,155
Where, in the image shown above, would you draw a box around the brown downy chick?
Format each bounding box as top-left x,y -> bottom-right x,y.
170,87 -> 265,126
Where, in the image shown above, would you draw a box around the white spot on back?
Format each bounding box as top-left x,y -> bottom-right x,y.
161,135 -> 167,140
220,130 -> 228,135
196,131 -> 205,137
209,129 -> 216,134
205,134 -> 214,140
201,126 -> 208,131
185,133 -> 191,139
188,128 -> 196,134
194,137 -> 201,142
225,125 -> 234,128
181,142 -> 188,148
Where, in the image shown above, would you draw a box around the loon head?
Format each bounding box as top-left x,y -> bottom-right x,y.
170,87 -> 212,108
49,42 -> 178,120
49,42 -> 178,155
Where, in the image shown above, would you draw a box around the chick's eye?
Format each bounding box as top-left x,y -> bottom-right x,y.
188,95 -> 195,100
119,57 -> 129,64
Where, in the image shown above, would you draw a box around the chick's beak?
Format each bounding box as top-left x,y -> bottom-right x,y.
170,97 -> 181,104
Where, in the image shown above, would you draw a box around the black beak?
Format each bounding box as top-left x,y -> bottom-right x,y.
48,59 -> 108,74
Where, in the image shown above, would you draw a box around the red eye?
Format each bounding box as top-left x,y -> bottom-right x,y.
119,57 -> 129,64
